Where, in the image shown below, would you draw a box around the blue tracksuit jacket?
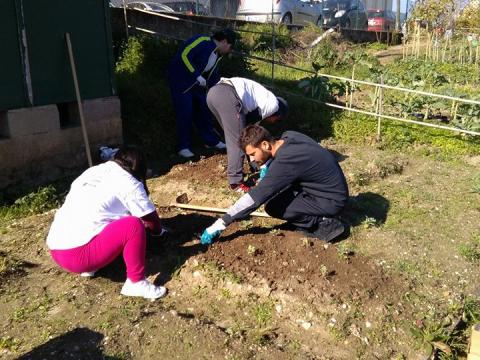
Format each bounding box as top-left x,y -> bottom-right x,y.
168,35 -> 223,150
168,35 -> 222,93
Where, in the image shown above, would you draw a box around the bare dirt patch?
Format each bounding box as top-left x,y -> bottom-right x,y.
2,143 -> 479,359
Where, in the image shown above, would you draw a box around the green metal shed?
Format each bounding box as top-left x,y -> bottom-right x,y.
0,0 -> 115,111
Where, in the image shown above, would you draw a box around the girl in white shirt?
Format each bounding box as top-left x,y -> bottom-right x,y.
47,147 -> 166,300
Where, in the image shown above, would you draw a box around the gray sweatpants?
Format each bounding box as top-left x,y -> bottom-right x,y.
206,83 -> 246,185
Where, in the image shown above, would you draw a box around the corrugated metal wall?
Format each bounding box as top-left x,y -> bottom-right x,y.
0,0 -> 28,110
0,0 -> 115,111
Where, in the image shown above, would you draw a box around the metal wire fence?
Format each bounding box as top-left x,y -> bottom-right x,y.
121,8 -> 480,138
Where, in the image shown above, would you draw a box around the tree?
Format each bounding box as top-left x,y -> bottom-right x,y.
410,0 -> 456,28
455,0 -> 480,30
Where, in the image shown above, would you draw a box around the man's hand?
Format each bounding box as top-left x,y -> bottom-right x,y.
196,75 -> 207,87
200,219 -> 226,245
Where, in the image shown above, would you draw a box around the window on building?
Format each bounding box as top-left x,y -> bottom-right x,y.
0,112 -> 9,139
57,102 -> 80,129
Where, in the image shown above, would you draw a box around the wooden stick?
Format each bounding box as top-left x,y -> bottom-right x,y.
65,33 -> 93,167
349,65 -> 355,109
171,203 -> 271,218
122,0 -> 129,38
376,75 -> 384,141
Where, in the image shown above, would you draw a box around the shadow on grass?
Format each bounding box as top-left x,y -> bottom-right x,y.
0,251 -> 38,284
342,192 -> 390,226
16,327 -> 122,360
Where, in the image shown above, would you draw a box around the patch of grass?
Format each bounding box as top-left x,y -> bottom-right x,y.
246,244 -> 257,256
396,260 -> 421,276
0,336 -> 21,352
472,175 -> 480,194
409,297 -> 480,359
319,264 -> 328,277
250,327 -> 276,346
367,42 -> 388,51
252,300 -> 275,328
458,243 -> 480,263
0,185 -> 62,224
333,113 -> 480,157
287,338 -> 302,352
337,242 -> 357,261
105,351 -> 132,360
328,322 -> 349,341
220,288 -> 232,299
240,220 -> 254,230
238,23 -> 292,52
361,216 -> 379,229
11,294 -> 54,323
195,261 -> 242,284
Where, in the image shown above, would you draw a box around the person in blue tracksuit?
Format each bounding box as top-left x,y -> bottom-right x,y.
168,29 -> 236,158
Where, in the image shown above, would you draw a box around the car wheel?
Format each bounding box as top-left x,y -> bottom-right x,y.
281,13 -> 292,24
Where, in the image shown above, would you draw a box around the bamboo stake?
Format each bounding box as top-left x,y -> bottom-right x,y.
349,65 -> 355,108
371,86 -> 379,108
450,100 -> 456,121
376,75 -> 384,141
65,33 -> 93,167
442,38 -> 448,63
452,101 -> 458,123
172,203 -> 271,218
417,25 -> 421,58
425,32 -> 431,60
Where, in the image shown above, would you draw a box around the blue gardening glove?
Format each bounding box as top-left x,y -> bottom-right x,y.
259,159 -> 273,181
200,219 -> 226,245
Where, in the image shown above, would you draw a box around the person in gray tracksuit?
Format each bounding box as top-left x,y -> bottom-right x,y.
206,77 -> 288,192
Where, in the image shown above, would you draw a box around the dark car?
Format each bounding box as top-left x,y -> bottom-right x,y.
161,1 -> 209,15
367,9 -> 395,31
126,2 -> 175,12
322,0 -> 368,30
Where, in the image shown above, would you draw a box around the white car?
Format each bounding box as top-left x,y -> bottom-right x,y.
236,0 -> 324,26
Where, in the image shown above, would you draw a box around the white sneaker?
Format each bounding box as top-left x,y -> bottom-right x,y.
120,278 -> 167,300
206,141 -> 226,150
80,271 -> 96,277
178,148 -> 195,158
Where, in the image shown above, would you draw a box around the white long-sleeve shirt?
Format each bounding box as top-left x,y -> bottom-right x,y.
218,77 -> 279,119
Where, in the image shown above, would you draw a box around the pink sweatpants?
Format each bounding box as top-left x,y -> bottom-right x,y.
50,216 -> 146,282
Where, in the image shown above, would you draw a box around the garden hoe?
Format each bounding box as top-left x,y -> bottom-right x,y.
172,192 -> 270,218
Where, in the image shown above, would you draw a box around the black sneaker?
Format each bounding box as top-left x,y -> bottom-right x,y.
298,218 -> 345,242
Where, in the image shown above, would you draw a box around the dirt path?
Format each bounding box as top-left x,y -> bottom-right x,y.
374,44 -> 404,65
1,142 -> 479,359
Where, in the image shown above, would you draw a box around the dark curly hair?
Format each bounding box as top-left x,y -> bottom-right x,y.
239,125 -> 274,150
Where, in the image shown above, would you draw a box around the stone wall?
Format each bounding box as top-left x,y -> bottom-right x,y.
0,97 -> 122,189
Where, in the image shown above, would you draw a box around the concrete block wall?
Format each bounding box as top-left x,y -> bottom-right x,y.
0,96 -> 123,189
